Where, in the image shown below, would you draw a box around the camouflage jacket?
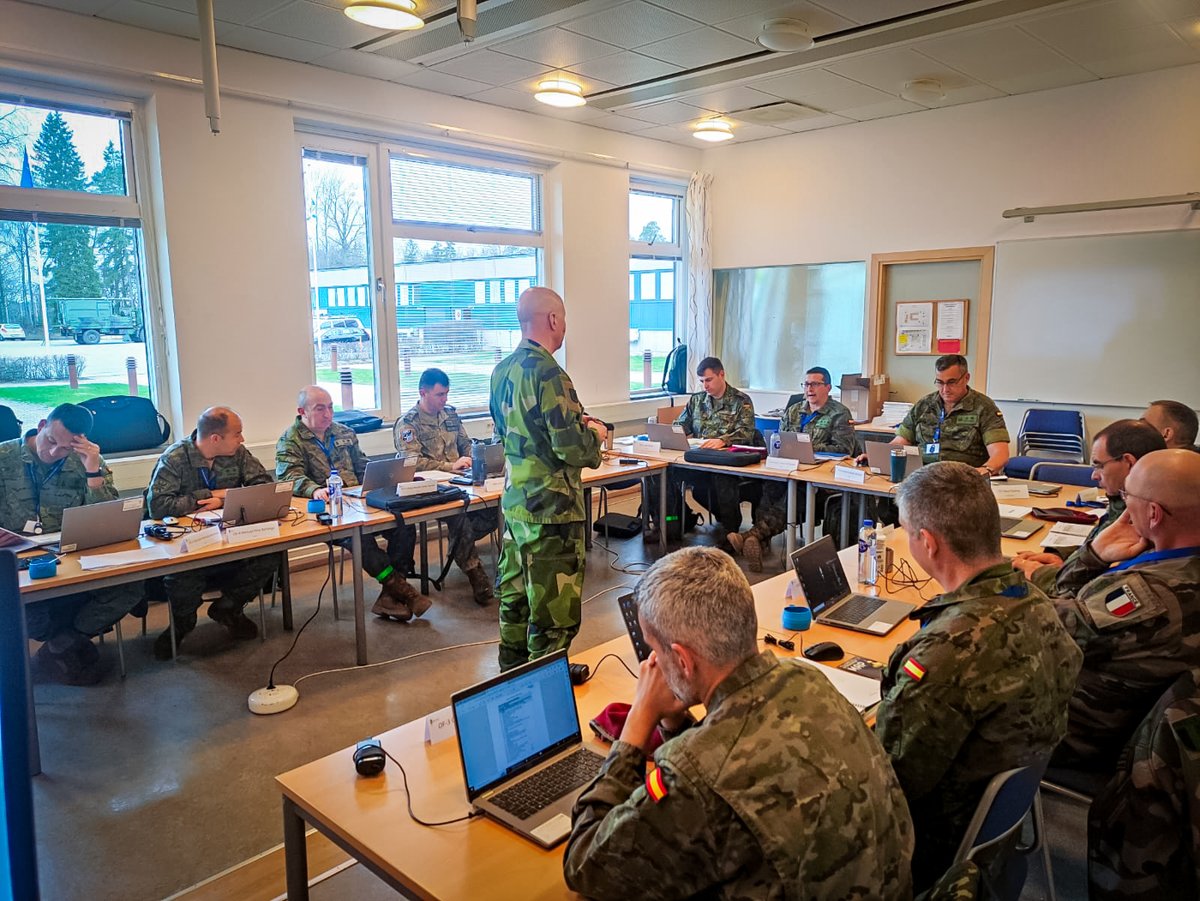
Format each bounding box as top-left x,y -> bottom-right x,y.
393,404 -> 469,472
876,564 -> 1082,882
275,417 -> 368,498
1088,667 -> 1200,901
896,389 -> 1009,467
489,339 -> 602,523
1031,497 -> 1126,597
780,398 -> 858,455
0,437 -> 118,533
565,652 -> 914,901
675,384 -> 757,445
147,432 -> 273,519
1052,547 -> 1200,771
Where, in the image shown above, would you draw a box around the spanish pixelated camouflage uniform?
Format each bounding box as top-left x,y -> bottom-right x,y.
564,651 -> 915,900
896,389 -> 1009,467
1088,667 -> 1200,901
875,564 -> 1082,890
0,436 -> 137,641
1029,496 -> 1126,597
1051,548 -> 1200,773
393,404 -> 469,472
490,338 -> 602,670
147,432 -> 280,624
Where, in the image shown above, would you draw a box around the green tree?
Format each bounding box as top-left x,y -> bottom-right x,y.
90,143 -> 137,303
638,221 -> 664,244
426,241 -> 457,261
32,113 -> 100,299
402,239 -> 422,263
89,140 -> 126,194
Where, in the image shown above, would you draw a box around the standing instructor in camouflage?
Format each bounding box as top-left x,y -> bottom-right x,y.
489,287 -> 605,671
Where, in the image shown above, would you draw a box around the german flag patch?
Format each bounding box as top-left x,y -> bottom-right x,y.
902,658 -> 926,681
645,768 -> 668,803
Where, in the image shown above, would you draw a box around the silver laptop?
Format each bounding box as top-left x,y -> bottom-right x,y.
645,421 -> 691,451
344,457 -> 417,496
57,497 -> 145,554
222,481 -> 294,525
451,650 -> 604,848
1000,515 -> 1045,540
865,440 -> 924,477
790,536 -> 914,635
777,431 -> 817,464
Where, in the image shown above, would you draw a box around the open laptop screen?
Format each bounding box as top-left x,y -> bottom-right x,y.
452,652 -> 581,799
789,536 -> 850,615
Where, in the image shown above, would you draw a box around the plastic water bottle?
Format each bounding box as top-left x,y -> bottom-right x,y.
471,439 -> 487,486
857,519 -> 878,585
327,468 -> 344,519
769,432 -> 782,457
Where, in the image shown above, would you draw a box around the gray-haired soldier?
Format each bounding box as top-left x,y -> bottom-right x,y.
564,546 -> 914,900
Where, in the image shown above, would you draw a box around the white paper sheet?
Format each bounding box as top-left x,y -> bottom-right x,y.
415,470 -> 454,483
79,547 -> 170,570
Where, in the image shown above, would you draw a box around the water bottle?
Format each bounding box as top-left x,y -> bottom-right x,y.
769,431 -> 782,457
327,468 -> 344,519
857,519 -> 878,585
471,439 -> 487,486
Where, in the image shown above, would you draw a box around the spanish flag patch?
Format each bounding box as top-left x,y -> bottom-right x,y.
646,768 -> 668,803
902,657 -> 926,681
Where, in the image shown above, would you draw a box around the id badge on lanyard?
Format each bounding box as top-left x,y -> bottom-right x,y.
926,408 -> 944,457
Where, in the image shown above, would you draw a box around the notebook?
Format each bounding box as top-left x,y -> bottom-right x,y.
56,497 -> 145,554
790,536 -> 914,635
645,421 -> 691,451
343,457 -> 417,497
221,482 -> 295,526
864,440 -> 924,477
451,650 -> 604,848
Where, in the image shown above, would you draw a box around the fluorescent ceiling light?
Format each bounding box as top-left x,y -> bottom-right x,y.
344,1 -> 424,30
900,78 -> 946,104
534,79 -> 586,108
693,119 -> 733,143
756,19 -> 814,53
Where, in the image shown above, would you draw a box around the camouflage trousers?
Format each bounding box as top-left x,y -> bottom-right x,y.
340,526 -> 414,580
164,553 -> 281,626
742,482 -> 840,543
25,584 -> 144,642
497,520 -> 586,671
359,509 -> 497,579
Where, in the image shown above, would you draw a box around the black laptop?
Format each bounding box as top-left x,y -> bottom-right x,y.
790,536 -> 913,635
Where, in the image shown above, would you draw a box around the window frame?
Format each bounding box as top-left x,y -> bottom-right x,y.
628,177 -> 686,399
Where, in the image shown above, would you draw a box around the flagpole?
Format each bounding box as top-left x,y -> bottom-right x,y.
31,223 -> 49,347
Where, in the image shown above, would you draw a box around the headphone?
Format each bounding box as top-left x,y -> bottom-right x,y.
353,738 -> 386,777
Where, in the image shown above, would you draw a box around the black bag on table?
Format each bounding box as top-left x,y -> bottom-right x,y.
364,484 -> 470,518
683,447 -> 762,467
333,409 -> 384,433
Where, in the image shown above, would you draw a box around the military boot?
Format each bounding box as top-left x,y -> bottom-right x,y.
464,563 -> 495,606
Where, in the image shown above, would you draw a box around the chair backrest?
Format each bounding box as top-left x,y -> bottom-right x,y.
1018,408 -> 1085,441
656,405 -> 685,424
785,392 -> 804,410
1029,461 -> 1096,487
0,404 -> 21,442
78,395 -> 171,454
954,761 -> 1048,868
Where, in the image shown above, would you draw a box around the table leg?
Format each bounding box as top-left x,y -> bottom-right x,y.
840,493 -> 852,548
584,487 -> 593,550
786,480 -> 797,557
280,555 -> 294,632
351,528 -> 366,666
658,473 -> 667,554
803,482 -> 816,547
282,796 -> 309,901
419,523 -> 429,595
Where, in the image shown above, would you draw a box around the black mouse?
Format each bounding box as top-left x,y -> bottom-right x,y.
803,641 -> 845,663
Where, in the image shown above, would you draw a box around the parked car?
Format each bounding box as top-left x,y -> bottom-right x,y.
0,323 -> 26,340
314,317 -> 370,343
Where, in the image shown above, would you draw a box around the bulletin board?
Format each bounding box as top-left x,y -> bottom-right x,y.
894,299 -> 968,355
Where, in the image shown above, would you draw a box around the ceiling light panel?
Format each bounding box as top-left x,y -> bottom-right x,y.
560,1 -> 699,49
711,3 -> 855,42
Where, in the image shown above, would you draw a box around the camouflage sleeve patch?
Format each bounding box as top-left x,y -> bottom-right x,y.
1081,574 -> 1167,631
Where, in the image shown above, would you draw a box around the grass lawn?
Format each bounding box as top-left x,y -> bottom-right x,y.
1,382 -> 150,406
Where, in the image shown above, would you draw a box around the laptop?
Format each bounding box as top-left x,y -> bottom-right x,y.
790,536 -> 914,635
56,497 -> 145,554
1000,515 -> 1045,540
617,591 -> 652,662
777,431 -> 817,464
451,650 -> 605,848
864,440 -> 924,477
344,457 -> 417,497
645,421 -> 691,451
221,481 -> 295,525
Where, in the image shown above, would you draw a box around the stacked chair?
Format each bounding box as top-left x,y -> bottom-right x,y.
1005,409 -> 1087,479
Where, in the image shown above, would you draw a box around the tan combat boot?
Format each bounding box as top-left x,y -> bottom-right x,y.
464,563 -> 495,606
384,571 -> 432,618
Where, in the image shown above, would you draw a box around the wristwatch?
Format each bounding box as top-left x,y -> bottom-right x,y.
85,469 -> 103,478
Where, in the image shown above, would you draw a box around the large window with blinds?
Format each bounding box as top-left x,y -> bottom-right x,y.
629,182 -> 683,398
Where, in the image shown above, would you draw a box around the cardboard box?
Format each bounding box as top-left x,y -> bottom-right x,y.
839,374 -> 890,421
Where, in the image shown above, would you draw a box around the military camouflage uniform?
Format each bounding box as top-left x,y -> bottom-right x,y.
1051,547 -> 1200,773
275,416 -> 412,579
564,652 -> 915,900
875,564 -> 1082,890
1029,497 -> 1125,597
1088,667 -> 1200,901
0,437 -> 138,642
489,338 -> 602,670
394,403 -> 497,583
147,432 -> 280,627
668,384 -> 758,533
742,398 -> 859,546
896,388 -> 1009,467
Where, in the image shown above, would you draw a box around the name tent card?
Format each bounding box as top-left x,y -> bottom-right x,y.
179,527 -> 223,554
632,439 -> 661,455
225,521 -> 281,545
834,464 -> 867,485
424,706 -> 456,745
763,456 -> 798,473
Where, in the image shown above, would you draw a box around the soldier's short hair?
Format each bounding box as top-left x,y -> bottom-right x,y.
805,366 -> 832,386
695,356 -> 723,376
636,547 -> 757,667
197,408 -> 232,440
46,403 -> 93,437
418,368 -> 450,391
1096,419 -> 1166,461
897,461 -> 1000,562
934,354 -> 968,373
1148,400 -> 1199,447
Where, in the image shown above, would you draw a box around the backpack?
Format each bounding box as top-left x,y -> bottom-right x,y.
0,405 -> 21,442
78,395 -> 171,454
661,342 -> 688,395
333,409 -> 383,433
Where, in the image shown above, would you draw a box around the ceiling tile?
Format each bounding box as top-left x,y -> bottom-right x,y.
756,68 -> 896,109
492,27 -> 620,68
711,2 -> 857,42
1140,0 -> 1200,22
141,0 -> 294,25
825,47 -> 977,94
620,99 -> 710,124
644,0 -> 788,25
938,83 -> 1006,106
248,1 -> 381,48
811,0 -> 952,26
560,2 -> 699,49
466,86 -> 544,114
101,0 -> 237,40
1170,17 -> 1200,49
837,98 -> 922,121
220,25 -> 335,63
1022,2 -> 1199,76
19,0 -> 124,13
638,26 -> 761,68
567,51 -> 683,85
979,65 -> 1096,96
316,48 -> 423,82
775,111 -> 853,132
433,49 -> 550,85
679,85 -> 782,114
916,25 -> 1089,88
399,67 -> 493,96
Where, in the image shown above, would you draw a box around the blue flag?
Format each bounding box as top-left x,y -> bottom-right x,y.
19,148 -> 34,189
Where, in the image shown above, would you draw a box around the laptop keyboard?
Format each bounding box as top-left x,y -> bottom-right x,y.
832,595 -> 886,624
490,748 -> 605,820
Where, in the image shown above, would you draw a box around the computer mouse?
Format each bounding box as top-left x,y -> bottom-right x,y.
803,641 -> 845,663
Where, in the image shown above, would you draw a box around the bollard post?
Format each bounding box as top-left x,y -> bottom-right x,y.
67,354 -> 79,390
643,350 -> 653,389
494,347 -> 502,364
329,345 -> 338,371
339,368 -> 354,411
402,348 -> 411,374
126,357 -> 138,396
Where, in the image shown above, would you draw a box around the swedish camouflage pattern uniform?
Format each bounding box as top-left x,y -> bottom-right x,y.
394,404 -> 497,584
1029,497 -> 1126,597
147,432 -> 281,628
489,338 -> 602,670
564,652 -> 915,900
896,388 -> 1009,467
0,437 -> 138,642
1051,547 -> 1200,773
1088,667 -> 1200,901
275,416 -> 412,578
875,564 -> 1082,890
669,384 -> 758,533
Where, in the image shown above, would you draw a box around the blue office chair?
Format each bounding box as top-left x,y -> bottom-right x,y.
1006,408 -> 1087,479
1028,461 -> 1096,488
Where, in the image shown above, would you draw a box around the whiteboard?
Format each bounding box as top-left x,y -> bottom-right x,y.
988,230 -> 1200,407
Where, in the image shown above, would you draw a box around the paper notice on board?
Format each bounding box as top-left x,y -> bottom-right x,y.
897,327 -> 932,354
897,302 -> 933,329
937,302 -> 965,340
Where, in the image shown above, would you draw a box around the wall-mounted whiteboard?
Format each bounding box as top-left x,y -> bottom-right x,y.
988,230 -> 1200,408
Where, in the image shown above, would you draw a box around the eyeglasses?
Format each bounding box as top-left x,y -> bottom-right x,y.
1091,457 -> 1120,471
1119,487 -> 1171,515
801,381 -> 827,389
761,633 -> 795,651
933,375 -> 966,388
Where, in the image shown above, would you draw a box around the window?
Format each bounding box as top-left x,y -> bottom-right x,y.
0,95 -> 156,427
629,183 -> 684,397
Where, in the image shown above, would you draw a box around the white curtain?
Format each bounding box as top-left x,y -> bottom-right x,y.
684,171 -> 713,394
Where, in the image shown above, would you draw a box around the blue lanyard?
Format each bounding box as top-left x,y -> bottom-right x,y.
1114,546 -> 1200,571
311,433 -> 336,464
198,467 -> 216,490
799,411 -> 820,430
933,407 -> 945,443
25,459 -> 67,520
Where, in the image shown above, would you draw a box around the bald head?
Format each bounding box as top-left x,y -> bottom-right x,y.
516,286 -> 567,352
1125,449 -> 1200,547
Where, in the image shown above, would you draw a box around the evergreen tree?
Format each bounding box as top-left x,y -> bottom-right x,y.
31,113 -> 101,298
402,239 -> 422,263
89,140 -> 126,194
91,143 -> 137,301
638,221 -> 665,244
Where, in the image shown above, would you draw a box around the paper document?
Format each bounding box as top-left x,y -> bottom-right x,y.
1043,522 -> 1093,548
791,657 -> 881,713
416,470 -> 454,483
996,504 -> 1030,519
79,547 -> 170,570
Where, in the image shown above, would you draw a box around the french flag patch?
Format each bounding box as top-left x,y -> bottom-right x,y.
1105,585 -> 1141,618
902,658 -> 926,681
